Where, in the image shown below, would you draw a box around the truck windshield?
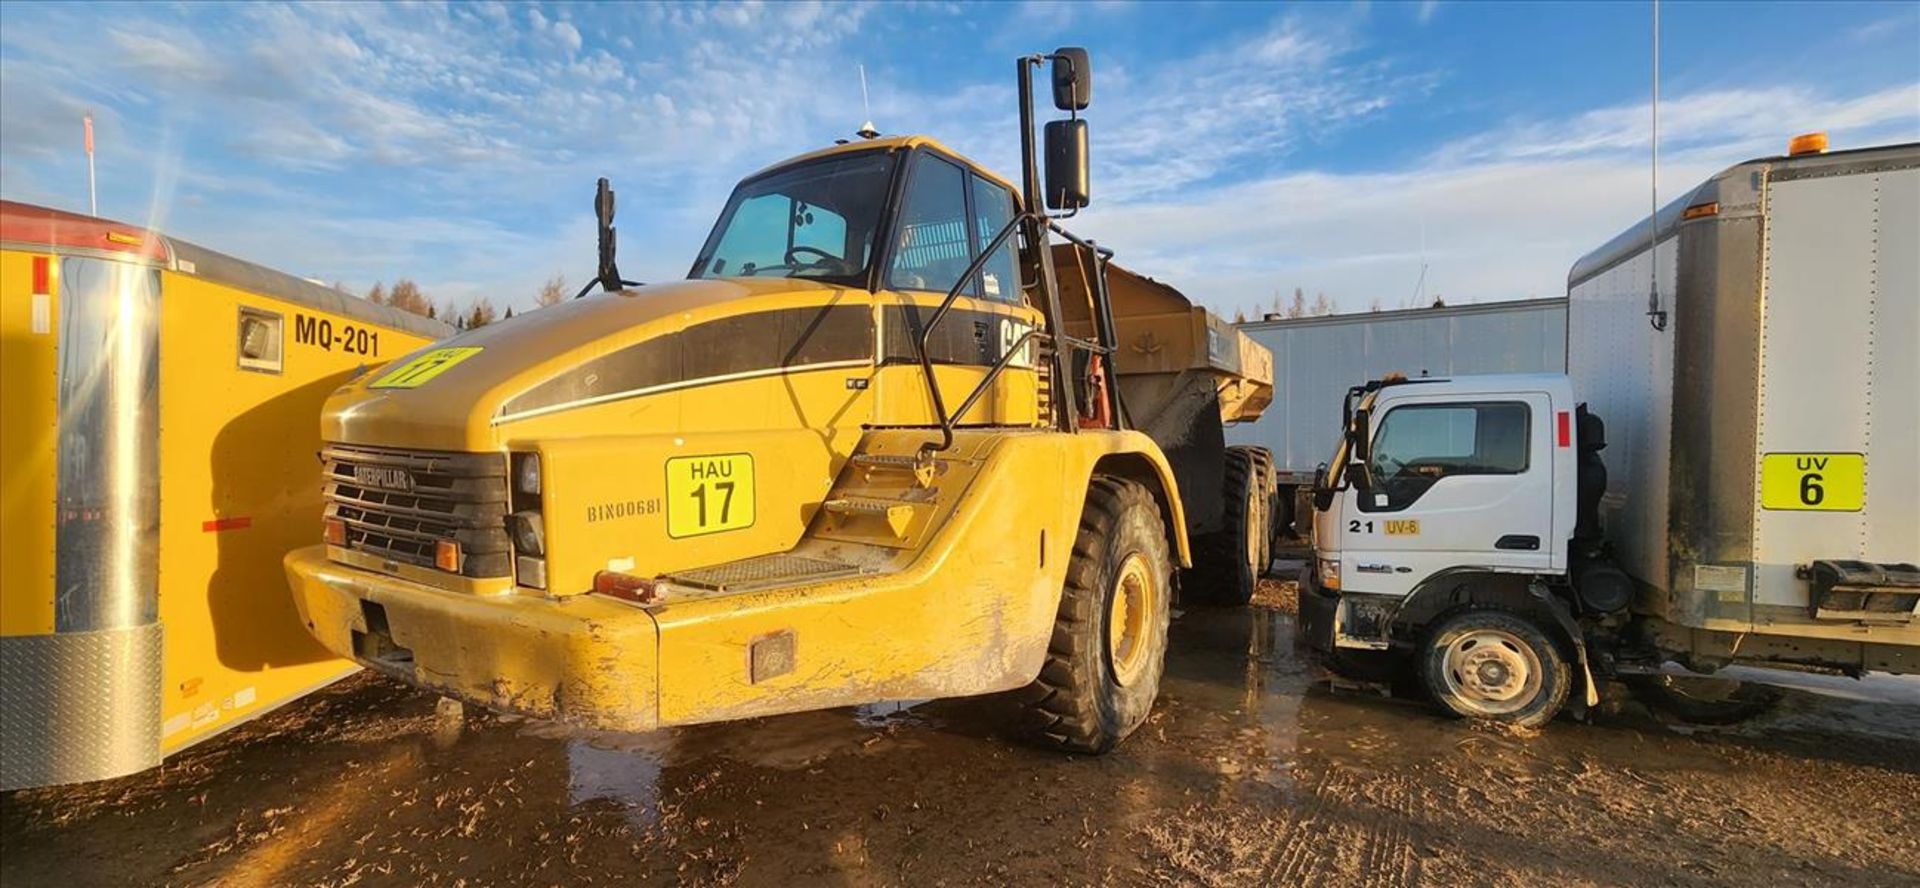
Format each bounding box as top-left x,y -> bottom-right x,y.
690,151 -> 895,287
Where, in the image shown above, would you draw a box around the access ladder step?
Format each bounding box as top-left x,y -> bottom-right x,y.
850,453 -> 937,487
822,497 -> 927,538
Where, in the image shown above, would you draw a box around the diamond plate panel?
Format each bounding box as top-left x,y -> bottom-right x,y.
667,554 -> 862,594
0,623 -> 163,790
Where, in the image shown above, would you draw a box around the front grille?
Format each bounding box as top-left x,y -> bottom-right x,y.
322,444 -> 511,578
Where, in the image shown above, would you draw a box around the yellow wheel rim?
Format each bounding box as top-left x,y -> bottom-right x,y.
1108,552 -> 1156,687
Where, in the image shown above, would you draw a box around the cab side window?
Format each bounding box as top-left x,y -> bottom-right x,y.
969,176 -> 1021,303
889,153 -> 976,296
1364,402 -> 1529,511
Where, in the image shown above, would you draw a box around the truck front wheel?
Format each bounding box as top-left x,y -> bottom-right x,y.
1420,608 -> 1570,729
1018,477 -> 1172,753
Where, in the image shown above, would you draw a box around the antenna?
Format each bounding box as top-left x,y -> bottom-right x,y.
1646,0 -> 1668,331
1411,217 -> 1429,307
856,64 -> 878,139
84,113 -> 97,217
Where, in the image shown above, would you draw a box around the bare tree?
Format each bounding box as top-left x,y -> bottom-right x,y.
1286,287 -> 1307,319
1310,292 -> 1335,316
387,279 -> 432,317
365,282 -> 387,306
536,274 -> 568,308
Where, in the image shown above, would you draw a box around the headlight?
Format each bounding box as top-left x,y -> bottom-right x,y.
507,510 -> 545,557
515,452 -> 541,495
1318,557 -> 1341,591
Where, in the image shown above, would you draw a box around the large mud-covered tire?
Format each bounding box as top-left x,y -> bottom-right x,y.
1243,447 -> 1275,576
1018,477 -> 1172,753
1183,448 -> 1260,606
1420,608 -> 1571,729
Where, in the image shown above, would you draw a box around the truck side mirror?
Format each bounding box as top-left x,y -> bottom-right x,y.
1044,119 -> 1089,210
1051,47 -> 1091,111
1349,407 -> 1371,464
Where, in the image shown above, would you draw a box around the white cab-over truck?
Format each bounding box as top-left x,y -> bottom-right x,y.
1298,139 -> 1920,726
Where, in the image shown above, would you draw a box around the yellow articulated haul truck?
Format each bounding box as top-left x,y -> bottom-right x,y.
0,201 -> 451,790
285,48 -> 1272,752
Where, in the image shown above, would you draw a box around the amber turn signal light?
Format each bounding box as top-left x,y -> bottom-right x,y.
323,517 -> 346,546
435,539 -> 463,573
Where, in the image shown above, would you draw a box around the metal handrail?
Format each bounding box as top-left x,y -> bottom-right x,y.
948,329 -> 1049,427
912,212 -> 1032,454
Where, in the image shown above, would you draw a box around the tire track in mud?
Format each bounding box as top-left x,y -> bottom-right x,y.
1259,764 -> 1421,887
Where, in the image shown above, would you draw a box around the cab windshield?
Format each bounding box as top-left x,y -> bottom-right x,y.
690,151 -> 895,287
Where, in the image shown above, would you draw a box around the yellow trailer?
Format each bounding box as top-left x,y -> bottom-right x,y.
285,48 -> 1273,753
0,201 -> 450,790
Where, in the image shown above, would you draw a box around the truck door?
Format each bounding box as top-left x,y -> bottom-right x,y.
1338,392 -> 1554,597
879,150 -> 1043,427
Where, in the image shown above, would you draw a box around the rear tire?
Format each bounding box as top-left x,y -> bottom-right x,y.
1018,477 -> 1173,753
1244,447 -> 1275,576
1183,448 -> 1261,606
1420,608 -> 1570,729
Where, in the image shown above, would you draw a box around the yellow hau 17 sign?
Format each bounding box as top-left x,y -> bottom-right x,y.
1760,453 -> 1864,511
666,454 -> 755,537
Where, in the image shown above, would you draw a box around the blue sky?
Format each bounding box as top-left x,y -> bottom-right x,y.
2,1 -> 1916,316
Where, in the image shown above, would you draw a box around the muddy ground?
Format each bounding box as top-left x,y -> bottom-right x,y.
5,581 -> 1918,887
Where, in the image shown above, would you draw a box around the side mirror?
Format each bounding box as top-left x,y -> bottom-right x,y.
1349,407 -> 1371,464
1050,47 -> 1091,111
595,177 -> 615,227
1312,463 -> 1334,511
1043,119 -> 1089,210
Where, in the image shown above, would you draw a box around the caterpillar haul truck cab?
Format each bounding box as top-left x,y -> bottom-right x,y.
0,201 -> 450,790
285,49 -> 1275,752
1298,140 -> 1920,727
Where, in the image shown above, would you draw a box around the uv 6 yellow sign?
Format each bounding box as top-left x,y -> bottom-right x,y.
1760,452 -> 1864,511
666,454 -> 755,537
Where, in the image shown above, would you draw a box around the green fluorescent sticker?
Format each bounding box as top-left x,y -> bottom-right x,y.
369,347 -> 484,389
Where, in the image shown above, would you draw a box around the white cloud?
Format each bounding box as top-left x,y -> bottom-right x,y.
1440,83 -> 1920,164
1080,83 -> 1920,317
3,1 -> 1913,321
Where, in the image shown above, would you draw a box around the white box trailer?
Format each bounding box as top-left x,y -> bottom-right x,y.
1297,140 -> 1918,727
1567,140 -> 1919,670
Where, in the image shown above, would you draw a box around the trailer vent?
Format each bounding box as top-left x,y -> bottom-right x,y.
322,445 -> 512,578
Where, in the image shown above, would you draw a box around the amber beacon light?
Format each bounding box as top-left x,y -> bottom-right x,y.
1787,131 -> 1829,156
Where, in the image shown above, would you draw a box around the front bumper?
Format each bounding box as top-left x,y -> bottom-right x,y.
284,545 -> 660,730
1296,564 -> 1338,655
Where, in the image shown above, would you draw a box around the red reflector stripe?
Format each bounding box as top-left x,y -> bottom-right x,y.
1556,411 -> 1572,448
32,255 -> 50,295
202,516 -> 252,533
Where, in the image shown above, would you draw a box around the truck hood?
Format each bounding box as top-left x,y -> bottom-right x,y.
322,277 -> 866,451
